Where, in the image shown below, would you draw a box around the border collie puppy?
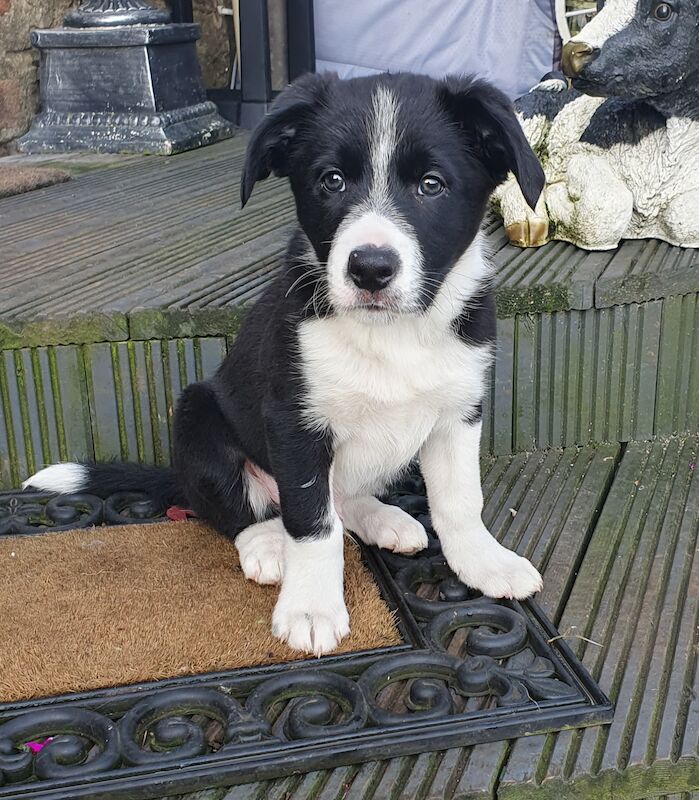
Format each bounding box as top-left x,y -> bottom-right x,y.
25,72 -> 545,656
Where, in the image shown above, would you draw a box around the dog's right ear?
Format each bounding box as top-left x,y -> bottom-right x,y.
241,72 -> 330,208
438,76 -> 545,211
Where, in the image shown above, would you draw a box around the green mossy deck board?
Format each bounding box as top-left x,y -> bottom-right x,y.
0,295 -> 690,483
82,337 -> 227,463
656,294 -> 699,438
0,344 -> 92,487
596,238 -> 699,309
498,438 -> 699,800
487,302 -> 662,453
3,137 -> 699,349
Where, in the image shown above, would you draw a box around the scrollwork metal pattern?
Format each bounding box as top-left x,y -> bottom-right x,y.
0,492 -> 102,536
0,478 -> 612,797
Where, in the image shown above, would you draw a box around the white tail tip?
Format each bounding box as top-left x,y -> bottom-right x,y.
22,463 -> 87,493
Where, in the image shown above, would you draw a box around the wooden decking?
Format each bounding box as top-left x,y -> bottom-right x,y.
2,135 -> 698,347
1,137 -> 698,799
226,439 -> 698,800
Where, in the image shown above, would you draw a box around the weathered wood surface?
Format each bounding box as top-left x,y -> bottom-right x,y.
205,439 -> 698,800
1,136 -> 698,347
2,138 -> 698,799
498,438 -> 699,799
203,445 -> 620,800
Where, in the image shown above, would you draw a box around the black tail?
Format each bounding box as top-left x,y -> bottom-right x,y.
23,461 -> 186,509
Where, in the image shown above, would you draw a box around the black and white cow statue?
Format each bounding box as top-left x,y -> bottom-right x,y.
495,0 -> 699,250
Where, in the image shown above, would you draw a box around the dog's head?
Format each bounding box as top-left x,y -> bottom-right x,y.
242,72 -> 543,318
562,0 -> 699,107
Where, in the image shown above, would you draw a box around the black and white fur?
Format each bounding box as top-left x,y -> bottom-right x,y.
25,72 -> 545,656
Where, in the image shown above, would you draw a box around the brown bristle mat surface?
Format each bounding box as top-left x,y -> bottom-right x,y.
0,521 -> 401,702
0,165 -> 71,198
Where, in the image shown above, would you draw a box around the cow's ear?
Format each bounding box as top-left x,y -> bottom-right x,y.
437,76 -> 545,210
241,72 -> 333,207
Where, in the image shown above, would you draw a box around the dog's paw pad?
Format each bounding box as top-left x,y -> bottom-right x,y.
236,521 -> 284,585
272,600 -> 350,656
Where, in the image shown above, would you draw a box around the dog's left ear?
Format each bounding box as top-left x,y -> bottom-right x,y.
241,72 -> 331,207
438,77 -> 545,210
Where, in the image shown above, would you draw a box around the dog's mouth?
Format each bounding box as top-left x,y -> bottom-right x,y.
348,289 -> 406,314
355,290 -> 394,308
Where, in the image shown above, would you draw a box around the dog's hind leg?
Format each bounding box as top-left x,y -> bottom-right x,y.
340,496 -> 428,555
173,381 -> 260,540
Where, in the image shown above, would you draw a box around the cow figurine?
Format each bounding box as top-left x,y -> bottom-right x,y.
494,0 -> 699,250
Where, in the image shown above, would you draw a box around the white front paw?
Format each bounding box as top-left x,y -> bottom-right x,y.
347,501 -> 429,554
442,528 -> 543,600
235,519 -> 284,585
272,589 -> 350,656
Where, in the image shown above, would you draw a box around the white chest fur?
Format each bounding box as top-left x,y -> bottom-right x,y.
297,312 -> 492,496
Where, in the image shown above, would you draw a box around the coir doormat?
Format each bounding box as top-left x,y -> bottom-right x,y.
0,485 -> 612,800
0,520 -> 400,702
0,165 -> 71,198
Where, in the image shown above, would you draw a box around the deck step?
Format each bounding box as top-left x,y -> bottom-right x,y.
2,135 -> 698,348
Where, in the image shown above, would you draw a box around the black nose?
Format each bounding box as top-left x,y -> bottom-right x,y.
348,246 -> 399,292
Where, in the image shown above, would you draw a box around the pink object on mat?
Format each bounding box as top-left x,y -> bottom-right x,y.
166,506 -> 197,521
26,738 -> 53,753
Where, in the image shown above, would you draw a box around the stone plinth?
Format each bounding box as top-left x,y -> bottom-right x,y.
18,23 -> 233,155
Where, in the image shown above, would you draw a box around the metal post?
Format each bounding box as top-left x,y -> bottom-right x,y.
286,0 -> 315,80
169,0 -> 194,24
239,0 -> 273,129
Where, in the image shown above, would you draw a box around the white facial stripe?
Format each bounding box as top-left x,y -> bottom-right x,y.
571,0 -> 637,49
324,86 -> 425,313
367,85 -> 400,211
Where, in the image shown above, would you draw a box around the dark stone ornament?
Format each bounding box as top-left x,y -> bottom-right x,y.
64,0 -> 171,28
17,1 -> 233,155
0,476 -> 613,798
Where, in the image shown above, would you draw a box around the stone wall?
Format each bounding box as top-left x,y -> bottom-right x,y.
0,0 -> 232,153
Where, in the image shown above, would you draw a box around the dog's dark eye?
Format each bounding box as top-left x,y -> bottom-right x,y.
418,174 -> 445,197
651,1 -> 674,20
320,170 -> 346,193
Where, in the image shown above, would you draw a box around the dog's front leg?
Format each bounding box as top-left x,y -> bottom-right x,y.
420,418 -> 542,600
264,412 -> 349,656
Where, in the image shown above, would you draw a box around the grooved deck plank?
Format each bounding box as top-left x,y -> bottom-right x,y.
229,444 -> 619,800
596,239 -> 699,309
499,438 -> 699,799
656,294 -> 699,437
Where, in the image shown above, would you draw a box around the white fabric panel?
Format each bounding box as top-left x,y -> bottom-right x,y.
314,0 -> 558,99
